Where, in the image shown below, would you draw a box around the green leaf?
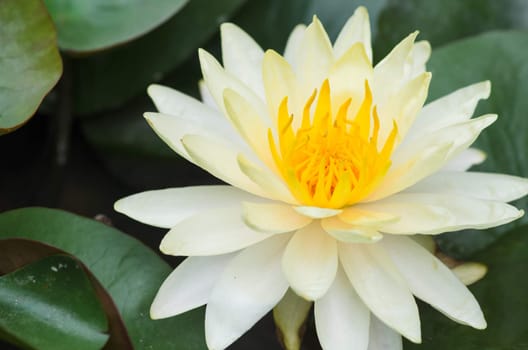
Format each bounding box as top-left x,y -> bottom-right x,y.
0,208 -> 207,350
374,0 -> 528,57
43,0 -> 189,52
0,238 -> 133,350
0,255 -> 108,350
0,0 -> 62,135
424,31 -> 528,258
72,0 -> 246,115
405,225 -> 528,349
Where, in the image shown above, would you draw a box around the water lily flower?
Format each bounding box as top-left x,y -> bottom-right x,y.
115,7 -> 528,350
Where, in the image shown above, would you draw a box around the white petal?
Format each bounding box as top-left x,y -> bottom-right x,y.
262,49 -> 300,125
367,315 -> 403,350
296,16 -> 333,89
405,40 -> 431,79
340,243 -> 421,343
237,154 -> 297,203
373,32 -> 418,104
405,171 -> 528,202
205,235 -> 290,350
199,49 -> 267,117
315,267 -> 370,350
329,42 -> 373,117
145,84 -> 247,162
223,88 -> 274,167
370,114 -> 497,201
377,72 -> 431,147
243,202 -> 312,234
293,206 -> 342,219
160,207 -> 270,256
358,193 -> 523,235
148,84 -> 222,118
441,148 -> 486,171
338,207 -> 399,227
181,134 -> 268,198
198,79 -> 217,109
150,254 -> 234,319
221,23 -> 265,98
452,263 -> 488,286
367,142 -> 452,202
114,185 -> 260,229
282,222 -> 338,300
283,24 -> 306,66
321,216 -> 382,243
333,6 -> 372,62
410,81 -> 491,137
381,236 -> 486,329
144,111 -> 236,162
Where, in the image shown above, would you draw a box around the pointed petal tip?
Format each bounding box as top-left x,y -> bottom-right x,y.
143,111 -> 156,120
355,5 -> 368,14
473,316 -> 487,330
198,48 -> 214,66
291,288 -> 318,301
146,83 -> 162,97
149,303 -> 165,320
424,71 -> 432,81
409,332 -> 422,344
482,80 -> 492,97
113,198 -> 125,214
220,22 -> 236,32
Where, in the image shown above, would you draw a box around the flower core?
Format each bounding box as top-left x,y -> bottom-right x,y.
269,79 -> 398,209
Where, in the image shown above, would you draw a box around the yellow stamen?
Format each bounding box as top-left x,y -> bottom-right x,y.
269,79 -> 398,208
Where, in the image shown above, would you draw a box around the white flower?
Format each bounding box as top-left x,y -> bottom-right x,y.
115,7 -> 528,350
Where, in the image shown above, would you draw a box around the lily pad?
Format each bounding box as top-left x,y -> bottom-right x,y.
0,254 -> 108,350
374,0 -> 528,57
72,0 -> 246,115
0,0 -> 62,135
0,208 -> 206,350
0,238 -> 133,350
43,0 -> 189,52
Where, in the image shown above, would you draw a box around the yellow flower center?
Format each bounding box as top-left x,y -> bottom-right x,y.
268,79 -> 398,209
